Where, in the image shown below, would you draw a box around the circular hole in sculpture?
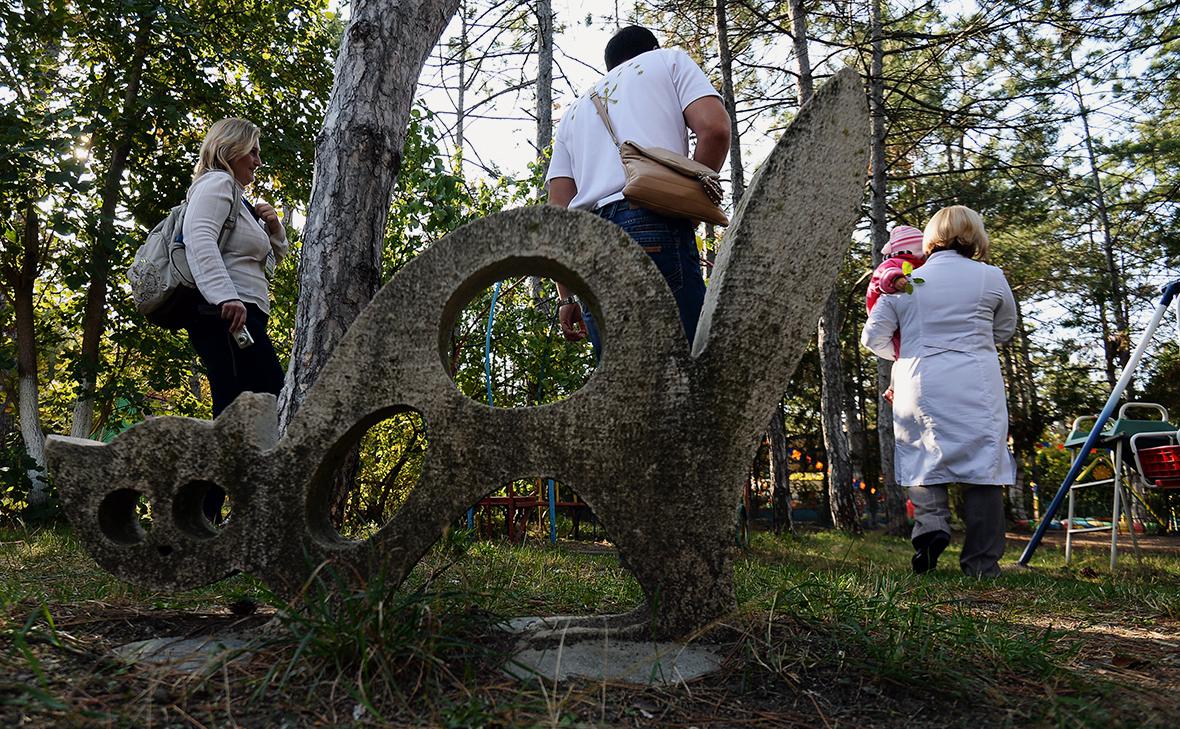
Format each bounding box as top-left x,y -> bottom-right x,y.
98,489 -> 152,545
173,480 -> 233,539
325,409 -> 429,542
157,545 -> 174,557
445,276 -> 597,408
464,479 -> 606,545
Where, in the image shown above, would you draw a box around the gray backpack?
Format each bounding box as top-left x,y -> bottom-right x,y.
128,196 -> 237,328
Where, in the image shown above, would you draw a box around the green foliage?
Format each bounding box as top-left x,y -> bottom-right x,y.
0,429 -> 34,518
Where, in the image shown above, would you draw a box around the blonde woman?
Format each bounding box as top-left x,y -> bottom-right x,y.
183,119 -> 288,517
861,205 -> 1017,577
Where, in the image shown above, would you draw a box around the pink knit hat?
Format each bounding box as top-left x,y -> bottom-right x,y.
882,225 -> 925,257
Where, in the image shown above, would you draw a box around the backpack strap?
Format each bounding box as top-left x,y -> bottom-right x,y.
213,179 -> 241,250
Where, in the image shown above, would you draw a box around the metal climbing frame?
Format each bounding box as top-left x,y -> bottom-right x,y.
1061,403 -> 1175,568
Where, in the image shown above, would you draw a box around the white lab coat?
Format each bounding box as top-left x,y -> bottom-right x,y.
862,250 -> 1018,486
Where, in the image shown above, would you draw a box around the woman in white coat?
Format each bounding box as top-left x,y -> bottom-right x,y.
862,205 -> 1017,577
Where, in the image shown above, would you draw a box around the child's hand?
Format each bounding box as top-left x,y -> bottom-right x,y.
893,275 -> 908,291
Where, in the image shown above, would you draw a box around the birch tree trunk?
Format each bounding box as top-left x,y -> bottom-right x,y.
278,0 -> 461,428
870,0 -> 906,536
6,205 -> 49,505
70,16 -> 152,438
789,0 -> 858,533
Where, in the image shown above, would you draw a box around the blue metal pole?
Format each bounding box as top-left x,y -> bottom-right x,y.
1019,280 -> 1180,565
547,479 -> 557,544
468,281 -> 503,532
485,281 -> 501,406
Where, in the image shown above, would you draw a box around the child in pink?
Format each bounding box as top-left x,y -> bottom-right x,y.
865,225 -> 926,401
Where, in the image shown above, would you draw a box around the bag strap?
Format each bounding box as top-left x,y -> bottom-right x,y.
590,91 -> 622,149
210,177 -> 243,251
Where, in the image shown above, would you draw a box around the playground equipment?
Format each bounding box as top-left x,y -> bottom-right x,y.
1058,403 -> 1176,567
1020,279 -> 1180,567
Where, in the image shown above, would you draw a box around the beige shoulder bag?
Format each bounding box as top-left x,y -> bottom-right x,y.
590,92 -> 729,227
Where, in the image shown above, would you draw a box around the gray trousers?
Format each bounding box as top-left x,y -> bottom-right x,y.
909,484 -> 1006,577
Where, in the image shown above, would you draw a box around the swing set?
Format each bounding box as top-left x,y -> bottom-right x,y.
1020,279 -> 1180,568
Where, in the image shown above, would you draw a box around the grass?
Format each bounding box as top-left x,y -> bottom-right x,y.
2,523 -> 1179,727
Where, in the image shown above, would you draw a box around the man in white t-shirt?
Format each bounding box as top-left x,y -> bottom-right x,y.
545,26 -> 731,351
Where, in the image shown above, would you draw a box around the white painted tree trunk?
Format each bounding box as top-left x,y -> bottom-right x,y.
9,205 -> 48,506
279,0 -> 461,428
18,376 -> 48,506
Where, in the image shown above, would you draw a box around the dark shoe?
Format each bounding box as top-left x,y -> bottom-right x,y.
911,530 -> 950,574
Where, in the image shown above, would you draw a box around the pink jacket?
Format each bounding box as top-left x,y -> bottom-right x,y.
865,253 -> 925,358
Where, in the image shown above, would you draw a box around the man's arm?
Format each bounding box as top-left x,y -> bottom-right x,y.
545,177 -> 586,341
683,96 -> 731,172
547,177 -> 576,209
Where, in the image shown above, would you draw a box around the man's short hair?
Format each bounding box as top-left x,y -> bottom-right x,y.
605,26 -> 659,70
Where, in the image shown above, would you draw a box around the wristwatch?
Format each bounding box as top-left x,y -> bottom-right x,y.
556,295 -> 578,308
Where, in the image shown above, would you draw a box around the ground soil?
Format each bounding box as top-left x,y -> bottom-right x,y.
3,596 -> 1178,728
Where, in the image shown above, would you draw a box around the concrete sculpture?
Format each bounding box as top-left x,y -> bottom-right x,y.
46,68 -> 868,638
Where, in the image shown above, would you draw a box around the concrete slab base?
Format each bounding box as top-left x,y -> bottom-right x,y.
503,616 -> 723,685
115,635 -> 254,675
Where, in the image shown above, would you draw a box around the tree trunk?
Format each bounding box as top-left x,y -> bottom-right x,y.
530,0 -> 554,302
1074,68 -> 1131,388
789,0 -> 857,533
279,0 -> 462,429
787,0 -> 814,103
1004,297 -> 1041,522
870,0 -> 906,536
715,0 -> 744,202
767,400 -> 794,534
8,204 -> 49,505
456,4 -> 468,166
70,16 -> 153,438
535,0 -> 553,177
818,295 -> 859,532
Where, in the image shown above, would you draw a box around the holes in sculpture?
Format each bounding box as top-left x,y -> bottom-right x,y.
446,276 -> 597,408
173,480 -> 233,539
330,409 -> 428,542
98,488 -> 152,545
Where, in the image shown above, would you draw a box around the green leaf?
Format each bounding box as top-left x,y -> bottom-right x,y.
902,262 -> 913,275
913,277 -> 924,284
905,283 -> 914,294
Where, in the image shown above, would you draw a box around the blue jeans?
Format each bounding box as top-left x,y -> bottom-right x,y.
581,201 -> 707,355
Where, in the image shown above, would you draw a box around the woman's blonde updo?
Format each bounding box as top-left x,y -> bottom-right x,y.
923,205 -> 991,260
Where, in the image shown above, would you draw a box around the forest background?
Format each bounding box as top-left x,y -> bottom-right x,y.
2,0 -> 1179,538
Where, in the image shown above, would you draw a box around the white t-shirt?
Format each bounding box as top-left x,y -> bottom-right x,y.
546,48 -> 721,211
